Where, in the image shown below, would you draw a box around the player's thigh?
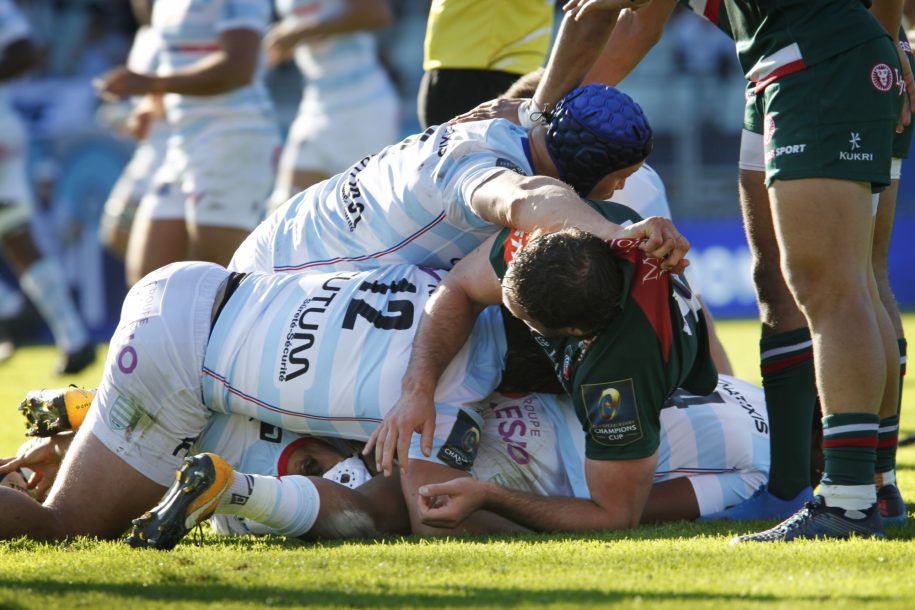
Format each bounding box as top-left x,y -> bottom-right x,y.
189,224 -> 250,267
125,216 -> 188,285
769,177 -> 874,284
42,428 -> 166,539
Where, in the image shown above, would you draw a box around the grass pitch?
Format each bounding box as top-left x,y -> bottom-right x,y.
0,317 -> 914,610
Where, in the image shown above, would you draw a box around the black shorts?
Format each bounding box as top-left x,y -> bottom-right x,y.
417,68 -> 521,129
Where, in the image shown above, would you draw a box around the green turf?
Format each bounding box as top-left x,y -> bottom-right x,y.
0,317 -> 913,610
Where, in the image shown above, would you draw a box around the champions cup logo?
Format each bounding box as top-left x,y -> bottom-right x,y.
462,427 -> 481,452
598,387 -> 622,421
871,63 -> 893,92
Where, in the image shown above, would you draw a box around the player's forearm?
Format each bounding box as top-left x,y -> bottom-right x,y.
290,0 -> 392,40
153,53 -> 253,96
401,285 -> 484,399
532,9 -> 620,111
502,178 -> 623,241
583,0 -> 675,86
479,481 -> 635,533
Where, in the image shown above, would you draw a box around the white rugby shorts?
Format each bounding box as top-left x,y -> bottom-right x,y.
88,261 -> 229,486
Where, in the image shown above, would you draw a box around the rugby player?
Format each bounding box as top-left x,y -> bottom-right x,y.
227,83 -> 690,277
0,196 -> 709,541
94,0 -> 281,285
2,374 -> 769,545
368,200 -> 716,536
460,0 -> 911,540
0,0 -> 94,374
98,3 -> 172,263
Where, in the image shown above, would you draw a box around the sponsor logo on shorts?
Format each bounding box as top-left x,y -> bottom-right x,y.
839,132 -> 874,162
764,143 -> 807,163
871,63 -> 893,92
437,410 -> 481,471
582,379 -> 643,447
763,114 -> 776,146
107,395 -> 147,431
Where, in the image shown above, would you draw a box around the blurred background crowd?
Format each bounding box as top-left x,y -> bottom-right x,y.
2,0 -> 915,371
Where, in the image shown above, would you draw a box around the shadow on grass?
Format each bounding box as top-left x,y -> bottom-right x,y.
0,578 -> 898,608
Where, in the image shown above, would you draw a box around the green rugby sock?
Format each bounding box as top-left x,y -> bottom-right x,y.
760,328 -> 816,499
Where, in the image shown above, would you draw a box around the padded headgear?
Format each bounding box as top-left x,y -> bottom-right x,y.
545,84 -> 653,196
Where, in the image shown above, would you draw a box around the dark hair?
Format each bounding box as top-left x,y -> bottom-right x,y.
503,228 -> 623,334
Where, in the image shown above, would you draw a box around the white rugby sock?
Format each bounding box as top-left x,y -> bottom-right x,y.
819,483 -> 876,512
216,473 -> 320,537
19,258 -> 89,352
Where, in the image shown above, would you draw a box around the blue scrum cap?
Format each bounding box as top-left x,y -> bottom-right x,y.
545,84 -> 653,196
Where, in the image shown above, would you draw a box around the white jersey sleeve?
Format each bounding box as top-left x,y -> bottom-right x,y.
241,119 -> 535,274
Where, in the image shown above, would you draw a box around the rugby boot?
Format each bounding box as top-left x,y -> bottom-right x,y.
18,385 -> 95,437
127,453 -> 234,550
697,484 -> 813,522
730,496 -> 884,543
877,484 -> 908,527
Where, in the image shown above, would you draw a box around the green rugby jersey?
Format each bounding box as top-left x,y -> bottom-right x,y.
678,0 -> 888,92
489,200 -> 717,460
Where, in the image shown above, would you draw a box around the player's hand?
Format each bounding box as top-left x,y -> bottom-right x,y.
613,216 -> 690,273
417,477 -> 487,528
0,434 -> 73,501
895,43 -> 915,133
125,109 -> 154,141
451,98 -> 525,125
94,66 -> 155,102
563,0 -> 652,21
363,391 -> 437,477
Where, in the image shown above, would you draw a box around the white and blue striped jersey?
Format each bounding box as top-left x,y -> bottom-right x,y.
202,264 -> 507,441
474,375 -> 770,507
275,0 -> 395,111
151,0 -> 274,132
196,413 -> 308,477
230,119 -> 534,273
